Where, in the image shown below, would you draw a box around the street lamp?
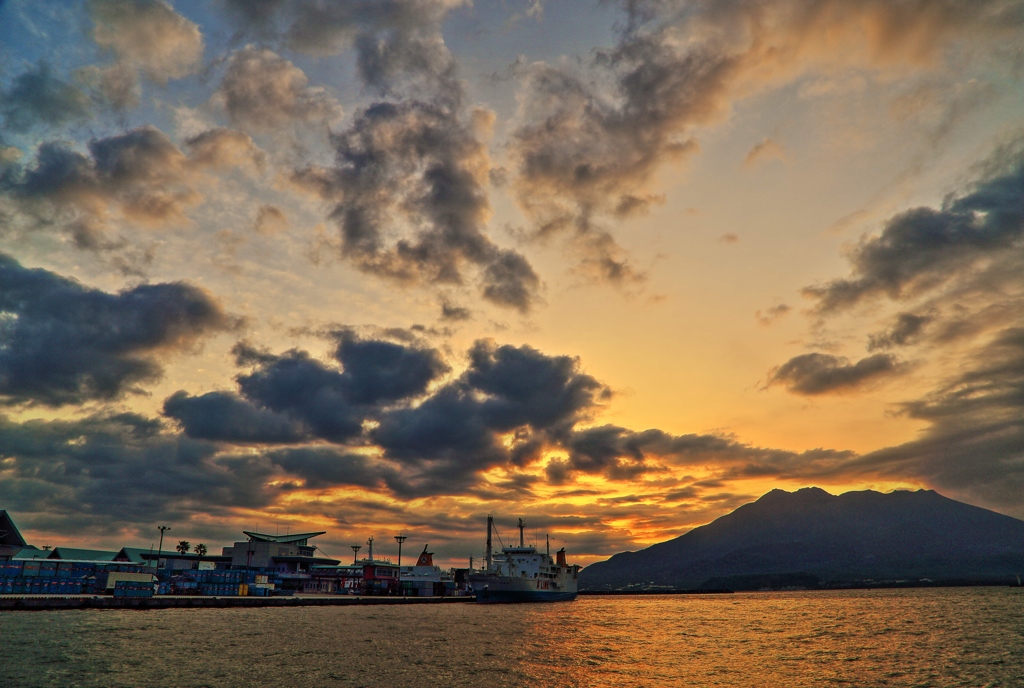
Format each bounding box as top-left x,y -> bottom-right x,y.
394,534 -> 407,597
156,526 -> 170,570
351,545 -> 361,564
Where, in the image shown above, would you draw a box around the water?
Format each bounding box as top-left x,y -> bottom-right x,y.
1,588 -> 1022,687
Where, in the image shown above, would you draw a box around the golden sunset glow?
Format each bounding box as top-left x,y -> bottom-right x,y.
0,0 -> 1022,571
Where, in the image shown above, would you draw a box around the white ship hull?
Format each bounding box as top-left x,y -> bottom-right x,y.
470,573 -> 577,603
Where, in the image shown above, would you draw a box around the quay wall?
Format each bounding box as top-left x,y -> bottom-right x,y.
0,594 -> 475,611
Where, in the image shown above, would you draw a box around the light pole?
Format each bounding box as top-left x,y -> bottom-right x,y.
394,534 -> 407,597
156,526 -> 170,570
351,545 -> 361,564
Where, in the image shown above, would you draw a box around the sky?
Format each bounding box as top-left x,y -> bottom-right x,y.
0,0 -> 1022,567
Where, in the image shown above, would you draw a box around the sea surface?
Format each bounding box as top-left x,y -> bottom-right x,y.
2,587 -> 1022,687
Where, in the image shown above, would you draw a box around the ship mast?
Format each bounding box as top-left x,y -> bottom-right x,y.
485,515 -> 493,571
518,518 -> 525,548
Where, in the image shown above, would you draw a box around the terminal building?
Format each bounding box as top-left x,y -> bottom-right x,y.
1,510 -> 467,597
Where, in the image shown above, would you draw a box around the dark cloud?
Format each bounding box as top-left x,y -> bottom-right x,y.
215,47 -> 343,131
464,340 -> 606,432
440,301 -> 471,322
766,352 -> 904,395
291,100 -> 540,310
845,328 -> 1024,515
557,424 -> 853,483
1,62 -> 91,133
481,249 -> 541,313
228,331 -> 448,443
1,125 -> 265,247
0,412 -> 275,529
228,2 -> 539,311
0,254 -> 230,406
163,390 -> 307,444
868,312 -> 933,350
266,447 -> 404,491
370,340 -> 609,488
510,0 -> 1024,281
804,157 -> 1024,312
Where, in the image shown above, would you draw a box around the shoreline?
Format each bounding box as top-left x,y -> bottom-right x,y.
3,582 -> 1019,611
0,594 -> 475,611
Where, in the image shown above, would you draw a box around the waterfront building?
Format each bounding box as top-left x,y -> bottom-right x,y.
140,550 -> 233,572
45,547 -> 119,562
0,510 -> 39,561
222,530 -> 340,591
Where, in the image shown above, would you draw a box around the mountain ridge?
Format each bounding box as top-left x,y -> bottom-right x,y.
579,487 -> 1024,590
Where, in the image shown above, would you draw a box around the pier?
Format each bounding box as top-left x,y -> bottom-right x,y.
0,594 -> 475,611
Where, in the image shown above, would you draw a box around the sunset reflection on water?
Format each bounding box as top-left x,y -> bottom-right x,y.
518,589 -> 1024,686
2,588 -> 1022,687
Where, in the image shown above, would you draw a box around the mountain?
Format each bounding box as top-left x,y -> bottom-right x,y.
580,488 -> 1024,590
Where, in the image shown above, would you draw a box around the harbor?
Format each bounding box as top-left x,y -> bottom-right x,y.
0,593 -> 474,611
1,509 -> 584,608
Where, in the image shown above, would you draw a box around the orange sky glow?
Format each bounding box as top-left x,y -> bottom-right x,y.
1,0 -> 1022,568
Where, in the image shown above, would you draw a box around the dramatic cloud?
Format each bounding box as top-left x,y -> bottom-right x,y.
0,62 -> 91,133
216,331 -> 450,444
292,100 -> 540,311
215,47 -> 343,131
221,0 -> 464,96
766,352 -> 904,395
0,412 -> 276,532
0,254 -> 230,406
848,328 -> 1024,512
558,424 -> 853,483
165,336 -> 612,495
89,0 -> 204,84
804,155 -> 1024,312
0,125 -> 266,248
228,1 -> 542,310
266,447 -> 404,492
163,390 -> 307,444
370,340 -> 610,490
510,0 -> 1024,280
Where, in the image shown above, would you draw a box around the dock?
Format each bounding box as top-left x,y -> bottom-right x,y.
0,594 -> 476,611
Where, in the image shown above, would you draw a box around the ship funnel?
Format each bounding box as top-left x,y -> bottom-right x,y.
556,547 -> 566,566
416,545 -> 433,567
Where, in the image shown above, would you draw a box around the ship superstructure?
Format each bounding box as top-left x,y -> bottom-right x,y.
400,545 -> 458,596
469,516 -> 579,603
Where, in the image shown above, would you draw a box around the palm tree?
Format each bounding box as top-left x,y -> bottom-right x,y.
175,540 -> 190,555
193,543 -> 207,556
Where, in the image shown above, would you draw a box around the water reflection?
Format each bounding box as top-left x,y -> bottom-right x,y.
1,588 -> 1022,687
517,589 -> 1024,686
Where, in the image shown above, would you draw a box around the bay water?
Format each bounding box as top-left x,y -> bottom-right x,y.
2,587 -> 1022,686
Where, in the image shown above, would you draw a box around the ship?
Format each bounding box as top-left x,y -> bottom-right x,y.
468,516 -> 579,603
